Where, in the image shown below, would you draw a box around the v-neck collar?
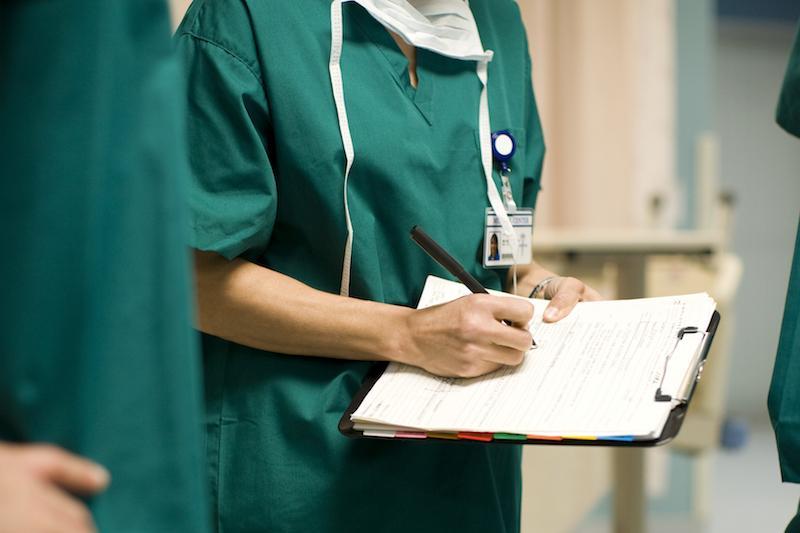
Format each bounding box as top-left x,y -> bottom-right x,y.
349,5 -> 435,125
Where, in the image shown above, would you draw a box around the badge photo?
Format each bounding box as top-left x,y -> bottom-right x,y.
483,208 -> 534,268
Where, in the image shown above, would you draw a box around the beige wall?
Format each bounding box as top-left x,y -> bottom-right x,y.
517,0 -> 677,229
170,0 -> 191,28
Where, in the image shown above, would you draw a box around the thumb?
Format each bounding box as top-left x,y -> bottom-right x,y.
543,281 -> 582,323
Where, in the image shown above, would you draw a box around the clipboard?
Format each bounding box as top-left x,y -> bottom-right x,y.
338,310 -> 720,447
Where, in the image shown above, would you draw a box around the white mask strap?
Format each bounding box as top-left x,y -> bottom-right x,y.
330,0 -> 356,296
477,59 -> 519,262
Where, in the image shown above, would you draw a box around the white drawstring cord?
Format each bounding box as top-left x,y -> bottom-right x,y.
330,0 -> 356,296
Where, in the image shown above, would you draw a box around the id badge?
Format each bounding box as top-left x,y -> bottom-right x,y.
483,208 -> 533,268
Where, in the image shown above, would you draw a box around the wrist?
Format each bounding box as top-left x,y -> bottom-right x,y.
381,305 -> 420,366
528,275 -> 559,299
511,268 -> 541,296
516,267 -> 556,295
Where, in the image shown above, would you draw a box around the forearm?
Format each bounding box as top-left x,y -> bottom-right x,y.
194,251 -> 411,362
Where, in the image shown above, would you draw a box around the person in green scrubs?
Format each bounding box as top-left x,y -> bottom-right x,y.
0,1 -> 209,532
769,23 -> 800,533
177,1 -> 599,531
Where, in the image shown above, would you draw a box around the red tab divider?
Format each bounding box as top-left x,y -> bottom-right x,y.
457,432 -> 494,442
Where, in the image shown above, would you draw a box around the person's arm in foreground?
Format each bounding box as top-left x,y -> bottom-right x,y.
0,442 -> 109,533
195,251 -> 535,378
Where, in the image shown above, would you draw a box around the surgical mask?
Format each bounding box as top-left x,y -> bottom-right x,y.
348,0 -> 490,61
329,0 -> 519,296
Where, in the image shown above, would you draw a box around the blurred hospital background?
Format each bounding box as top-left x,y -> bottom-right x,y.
519,0 -> 800,531
166,1 -> 799,532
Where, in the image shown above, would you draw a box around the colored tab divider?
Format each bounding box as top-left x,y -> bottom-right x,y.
361,430 -> 633,443
457,432 -> 494,442
526,435 -> 563,442
598,436 -> 635,442
363,429 -> 396,438
493,433 -> 528,441
363,428 -> 634,443
427,432 -> 459,440
360,429 -> 633,443
395,431 -> 427,439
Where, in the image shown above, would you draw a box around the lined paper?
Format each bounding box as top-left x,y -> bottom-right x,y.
351,276 -> 716,439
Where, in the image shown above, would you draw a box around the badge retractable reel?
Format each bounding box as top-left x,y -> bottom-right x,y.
491,130 -> 517,211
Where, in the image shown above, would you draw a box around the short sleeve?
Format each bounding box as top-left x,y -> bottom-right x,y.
177,33 -> 276,260
521,47 -> 546,211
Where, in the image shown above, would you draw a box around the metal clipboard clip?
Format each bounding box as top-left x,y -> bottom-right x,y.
654,326 -> 708,403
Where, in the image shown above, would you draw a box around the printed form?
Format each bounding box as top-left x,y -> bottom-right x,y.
352,276 -> 716,438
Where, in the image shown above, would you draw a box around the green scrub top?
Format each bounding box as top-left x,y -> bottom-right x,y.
177,0 -> 543,531
0,2 -> 209,532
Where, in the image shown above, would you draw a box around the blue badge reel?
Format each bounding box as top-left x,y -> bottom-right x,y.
491,130 -> 516,174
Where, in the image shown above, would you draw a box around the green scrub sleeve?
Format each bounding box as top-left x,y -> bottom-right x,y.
177,34 -> 276,261
521,46 -> 545,211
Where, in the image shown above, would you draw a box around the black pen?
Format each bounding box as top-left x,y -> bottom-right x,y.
409,225 -> 537,348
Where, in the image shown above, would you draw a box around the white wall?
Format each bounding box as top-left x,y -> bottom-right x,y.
717,21 -> 800,419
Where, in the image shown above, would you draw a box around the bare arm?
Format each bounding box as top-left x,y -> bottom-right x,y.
195,251 -> 536,378
195,251 -> 412,361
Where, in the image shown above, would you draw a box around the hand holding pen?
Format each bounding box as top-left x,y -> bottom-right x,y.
394,226 -> 535,379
